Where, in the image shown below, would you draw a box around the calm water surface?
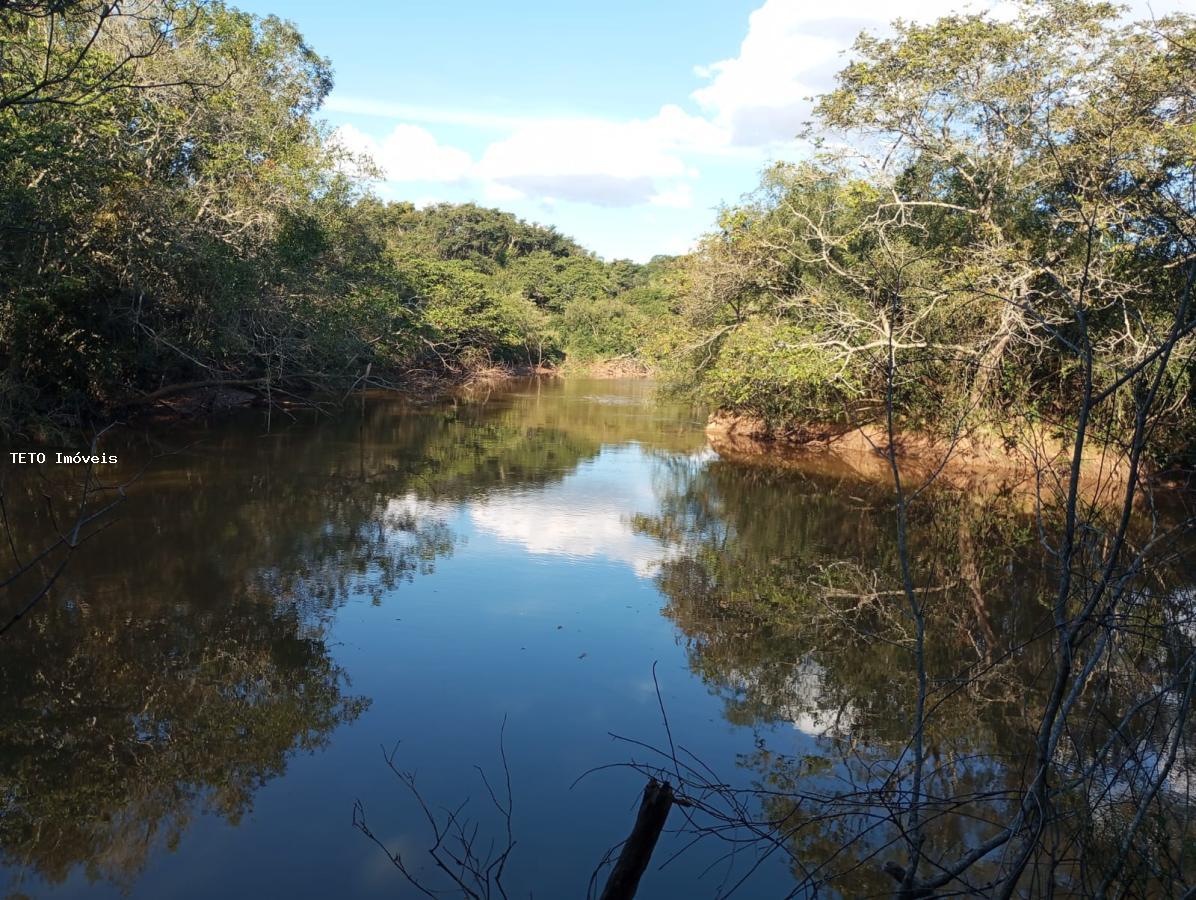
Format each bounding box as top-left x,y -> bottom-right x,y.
2,378 -> 1183,897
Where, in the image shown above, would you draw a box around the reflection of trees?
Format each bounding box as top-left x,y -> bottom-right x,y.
638,458 -> 1045,739
0,388 -> 627,891
636,457 -> 1196,893
0,598 -> 367,890
458,377 -> 705,451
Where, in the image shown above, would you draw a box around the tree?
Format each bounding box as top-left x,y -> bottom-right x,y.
669,1 -> 1196,461
648,2 -> 1196,895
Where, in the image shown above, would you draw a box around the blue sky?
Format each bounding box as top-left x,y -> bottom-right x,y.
238,0 -> 1192,261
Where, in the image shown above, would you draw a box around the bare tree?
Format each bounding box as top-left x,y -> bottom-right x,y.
353,720 -> 518,900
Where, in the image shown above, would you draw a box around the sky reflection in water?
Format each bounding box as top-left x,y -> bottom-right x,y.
0,380 -> 807,899
5,378 -> 1180,898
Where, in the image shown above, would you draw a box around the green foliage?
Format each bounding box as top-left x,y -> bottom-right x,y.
559,296 -> 645,361
663,0 -> 1196,457
0,3 -> 675,431
0,1 -> 358,424
395,257 -> 552,365
698,320 -> 862,425
17,0 -> 1191,455
502,251 -> 611,311
383,202 -> 585,269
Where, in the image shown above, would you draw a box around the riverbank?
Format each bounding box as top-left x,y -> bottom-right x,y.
705,410 -> 1144,498
113,360 -> 655,428
556,356 -> 653,378
129,357 -> 656,414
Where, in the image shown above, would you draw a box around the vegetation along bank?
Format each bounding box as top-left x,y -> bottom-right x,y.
2,0 -> 1195,479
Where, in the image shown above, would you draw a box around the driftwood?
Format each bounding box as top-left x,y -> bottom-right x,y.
599,779 -> 675,900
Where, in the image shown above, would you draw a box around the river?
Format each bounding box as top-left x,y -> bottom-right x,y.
0,377 -> 1191,898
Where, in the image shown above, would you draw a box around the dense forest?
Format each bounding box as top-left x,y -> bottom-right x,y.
661,1 -> 1196,467
3,0 -> 1194,464
0,0 -> 674,432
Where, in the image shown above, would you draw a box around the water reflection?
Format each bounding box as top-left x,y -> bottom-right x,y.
0,594 -> 368,891
469,449 -> 686,576
637,457 -> 1051,735
0,378 -> 1191,897
636,452 -> 1196,894
0,378 -> 709,896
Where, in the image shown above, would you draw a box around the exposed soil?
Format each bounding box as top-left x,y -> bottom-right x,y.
563,357 -> 653,378
705,410 -> 1139,500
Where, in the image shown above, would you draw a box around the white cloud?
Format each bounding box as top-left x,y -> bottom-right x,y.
649,183 -> 694,209
338,106 -> 727,209
691,0 -> 1195,148
411,195 -> 447,209
327,0 -> 1196,257
658,234 -> 697,257
724,660 -> 858,736
691,0 -> 980,146
335,122 -> 473,183
482,181 -> 525,203
471,497 -> 665,577
468,468 -> 671,577
474,106 -> 723,207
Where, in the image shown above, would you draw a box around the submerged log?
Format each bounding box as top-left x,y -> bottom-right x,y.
599,778 -> 675,900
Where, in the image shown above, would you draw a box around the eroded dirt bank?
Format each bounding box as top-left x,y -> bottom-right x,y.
559,357 -> 653,378
705,411 -> 1141,499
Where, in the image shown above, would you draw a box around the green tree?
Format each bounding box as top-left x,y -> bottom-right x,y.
667,1 -> 1196,457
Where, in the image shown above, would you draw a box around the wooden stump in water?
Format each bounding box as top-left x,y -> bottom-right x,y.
599,778 -> 675,900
